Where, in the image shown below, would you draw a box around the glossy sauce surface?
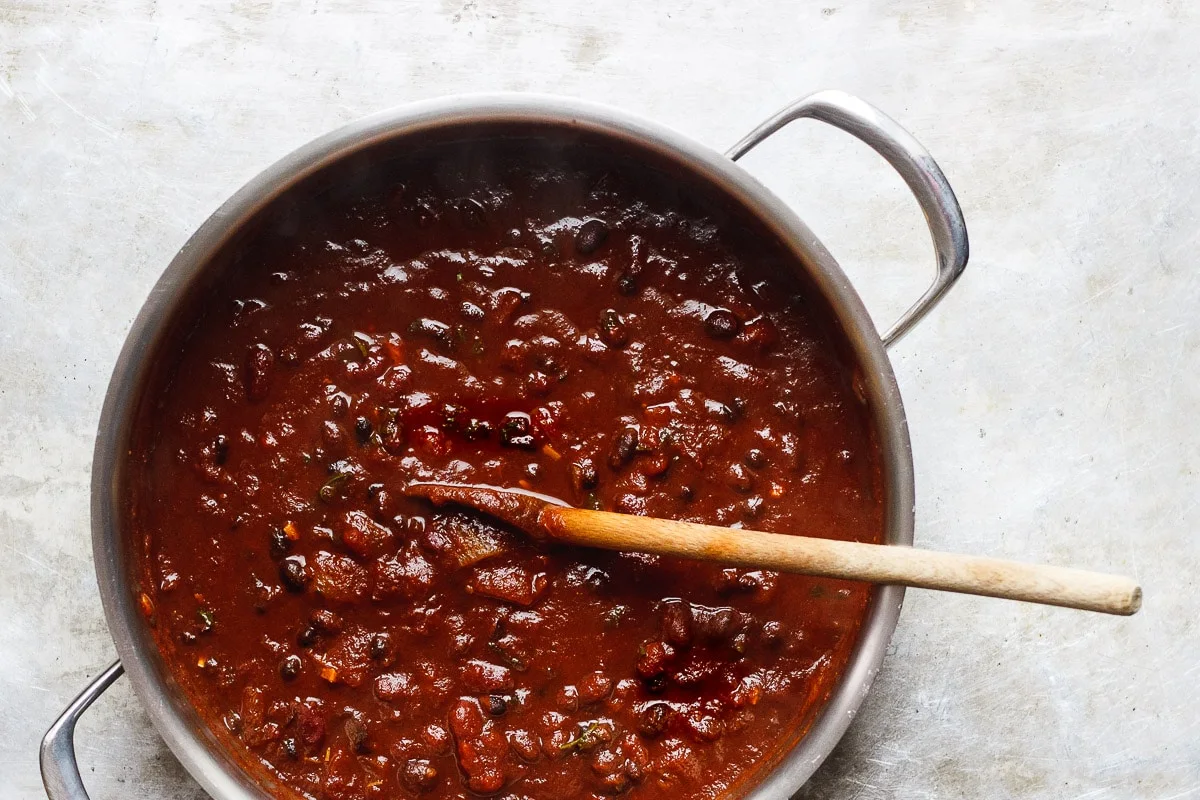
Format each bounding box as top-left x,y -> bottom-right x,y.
134,135 -> 884,800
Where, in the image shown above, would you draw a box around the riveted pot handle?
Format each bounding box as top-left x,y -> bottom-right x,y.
728,90 -> 969,348
41,660 -> 124,800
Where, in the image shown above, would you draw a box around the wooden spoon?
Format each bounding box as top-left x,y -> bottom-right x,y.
405,482 -> 1141,616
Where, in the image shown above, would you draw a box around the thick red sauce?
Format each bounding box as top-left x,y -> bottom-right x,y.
132,133 -> 883,800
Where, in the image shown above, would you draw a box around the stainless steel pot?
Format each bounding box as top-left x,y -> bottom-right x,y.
42,91 -> 967,800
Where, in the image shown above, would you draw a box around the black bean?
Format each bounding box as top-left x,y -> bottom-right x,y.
279,655 -> 302,681
638,702 -> 672,738
369,486 -> 397,522
354,416 -> 373,444
486,694 -> 508,716
679,484 -> 695,503
282,737 -> 299,759
297,625 -> 318,648
599,309 -> 629,349
744,448 -> 767,469
329,391 -> 350,417
615,272 -> 637,295
345,718 -> 370,754
608,429 -> 638,470
578,565 -> 610,590
458,197 -> 487,228
269,529 -> 292,560
309,609 -> 343,633
726,462 -> 754,493
434,404 -> 460,433
570,459 -> 599,491
704,308 -> 741,340
761,620 -> 784,647
415,199 -> 437,228
462,418 -> 492,442
744,495 -> 764,518
575,218 -> 609,255
382,414 -> 405,456
408,318 -> 453,348
322,420 -> 347,454
179,630 -> 197,646
402,759 -> 439,792
279,557 -> 310,593
644,674 -> 667,694
370,633 -> 390,660
213,434 -> 229,465
500,413 -> 536,450
526,371 -> 552,397
706,399 -> 738,423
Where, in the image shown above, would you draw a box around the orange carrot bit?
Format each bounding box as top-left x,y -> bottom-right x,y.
319,666 -> 339,684
768,481 -> 786,499
138,592 -> 155,618
196,656 -> 207,668
518,479 -> 532,490
541,444 -> 561,461
283,521 -> 300,541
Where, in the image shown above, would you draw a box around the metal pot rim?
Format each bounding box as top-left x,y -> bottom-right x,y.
83,91 -> 954,800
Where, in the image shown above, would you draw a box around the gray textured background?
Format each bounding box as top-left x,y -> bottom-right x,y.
2,1 -> 1197,798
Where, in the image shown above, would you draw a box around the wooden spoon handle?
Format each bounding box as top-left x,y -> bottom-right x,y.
539,508 -> 1142,616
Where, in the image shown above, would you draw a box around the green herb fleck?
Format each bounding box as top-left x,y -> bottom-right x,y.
319,471 -> 349,502
560,722 -> 604,753
197,608 -> 215,632
352,332 -> 372,359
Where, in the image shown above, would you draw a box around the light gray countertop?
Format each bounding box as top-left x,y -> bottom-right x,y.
2,1 -> 1196,798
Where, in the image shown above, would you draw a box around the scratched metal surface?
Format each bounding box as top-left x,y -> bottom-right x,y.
1,1 -> 1197,798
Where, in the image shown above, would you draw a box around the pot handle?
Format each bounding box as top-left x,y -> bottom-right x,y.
727,90 -> 969,348
40,660 -> 124,800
